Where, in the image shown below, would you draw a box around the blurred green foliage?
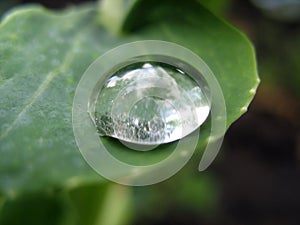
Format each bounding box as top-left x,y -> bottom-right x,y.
5,0 -> 297,225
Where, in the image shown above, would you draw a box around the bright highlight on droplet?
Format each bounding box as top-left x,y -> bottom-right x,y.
90,61 -> 210,145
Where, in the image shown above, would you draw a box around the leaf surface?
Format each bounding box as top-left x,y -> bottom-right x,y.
0,1 -> 259,194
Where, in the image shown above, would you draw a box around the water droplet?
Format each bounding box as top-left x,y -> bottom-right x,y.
89,61 -> 210,145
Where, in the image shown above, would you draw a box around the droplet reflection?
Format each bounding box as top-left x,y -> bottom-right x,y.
91,62 -> 210,145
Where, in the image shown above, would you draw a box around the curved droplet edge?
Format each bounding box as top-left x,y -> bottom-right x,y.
72,40 -> 226,185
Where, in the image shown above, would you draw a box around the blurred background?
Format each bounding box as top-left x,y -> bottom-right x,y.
0,0 -> 299,225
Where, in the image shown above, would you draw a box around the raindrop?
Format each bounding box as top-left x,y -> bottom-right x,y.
89,61 -> 210,146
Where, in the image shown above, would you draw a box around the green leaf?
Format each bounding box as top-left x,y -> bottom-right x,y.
0,1 -> 259,195
0,191 -> 74,225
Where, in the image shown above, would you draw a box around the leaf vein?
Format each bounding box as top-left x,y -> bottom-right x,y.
0,24 -> 91,140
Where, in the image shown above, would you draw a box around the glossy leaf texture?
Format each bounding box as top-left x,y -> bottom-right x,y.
0,1 -> 259,195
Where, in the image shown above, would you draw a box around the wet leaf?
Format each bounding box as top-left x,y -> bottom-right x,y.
0,1 -> 259,194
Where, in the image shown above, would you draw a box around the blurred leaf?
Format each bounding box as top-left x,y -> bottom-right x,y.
68,183 -> 109,225
252,15 -> 300,98
131,167 -> 220,224
175,171 -> 219,214
0,192 -> 74,225
198,0 -> 232,15
0,0 -> 258,195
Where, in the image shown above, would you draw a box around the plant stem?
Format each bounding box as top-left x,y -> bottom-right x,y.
94,183 -> 132,225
